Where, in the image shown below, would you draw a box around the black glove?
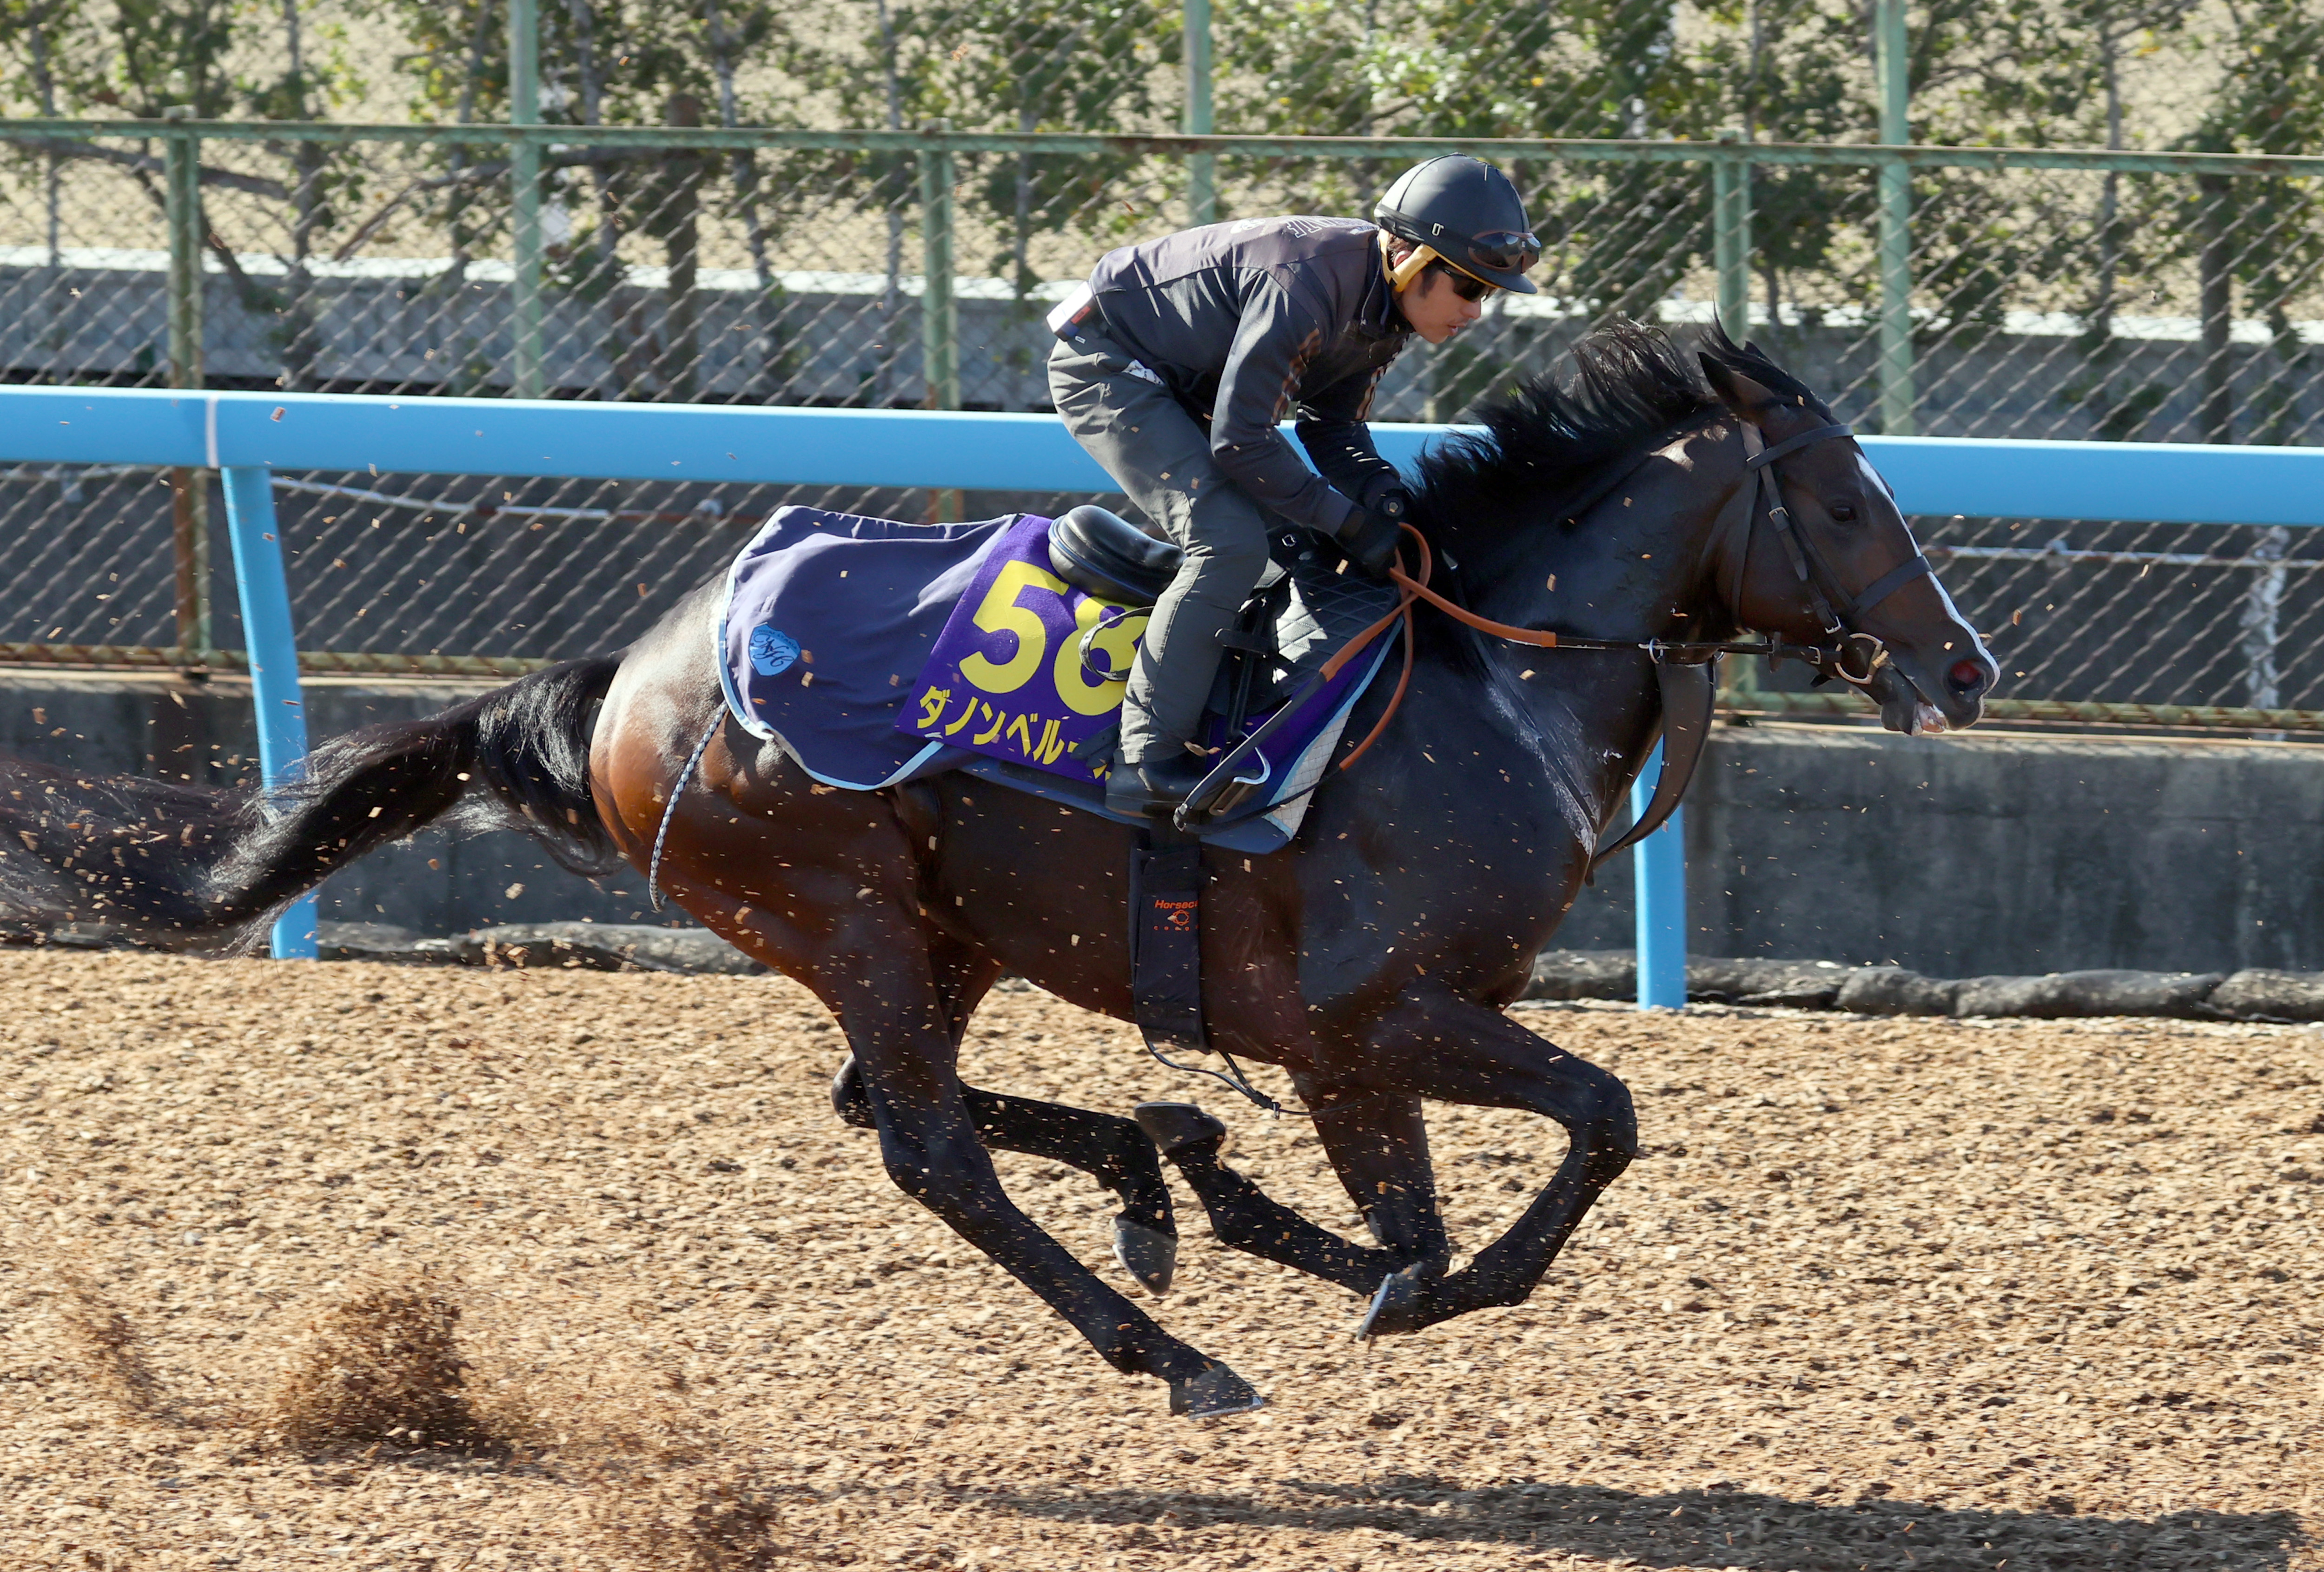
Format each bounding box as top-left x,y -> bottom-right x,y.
1334,488 -> 1409,580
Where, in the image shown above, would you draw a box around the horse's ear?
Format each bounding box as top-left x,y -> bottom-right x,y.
1698,352 -> 1780,420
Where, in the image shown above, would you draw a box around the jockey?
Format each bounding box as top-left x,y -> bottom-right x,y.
1046,155 -> 1543,815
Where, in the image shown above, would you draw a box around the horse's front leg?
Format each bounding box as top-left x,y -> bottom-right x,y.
1350,994 -> 1637,1338
1304,1086 -> 1451,1275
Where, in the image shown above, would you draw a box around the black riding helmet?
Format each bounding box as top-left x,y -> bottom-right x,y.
1374,155 -> 1542,294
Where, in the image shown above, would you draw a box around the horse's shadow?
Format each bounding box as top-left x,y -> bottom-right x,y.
972,1471 -> 2304,1571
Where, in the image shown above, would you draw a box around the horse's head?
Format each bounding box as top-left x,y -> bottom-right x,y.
1698,346 -> 1996,734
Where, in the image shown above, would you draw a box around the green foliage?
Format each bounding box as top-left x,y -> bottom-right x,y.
781,0 -> 1172,294
0,0 -> 102,116
108,0 -> 240,118
11,0 -> 2324,416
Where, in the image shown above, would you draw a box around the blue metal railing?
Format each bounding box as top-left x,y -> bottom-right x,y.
8,384 -> 2324,980
21,385 -> 2324,516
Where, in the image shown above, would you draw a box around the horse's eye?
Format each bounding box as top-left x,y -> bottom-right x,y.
1829,503 -> 1858,523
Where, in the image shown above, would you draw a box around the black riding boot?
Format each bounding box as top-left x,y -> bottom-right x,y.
1105,750 -> 1211,817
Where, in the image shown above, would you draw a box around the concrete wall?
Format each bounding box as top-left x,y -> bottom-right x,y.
1556,721 -> 2324,976
6,669 -> 2324,973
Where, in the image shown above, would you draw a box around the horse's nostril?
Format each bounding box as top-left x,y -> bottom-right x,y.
1947,659 -> 1986,692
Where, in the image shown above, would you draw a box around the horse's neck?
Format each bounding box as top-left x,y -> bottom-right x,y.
1457,440 -> 1729,643
1412,439 -> 1733,844
1443,629 -> 1663,849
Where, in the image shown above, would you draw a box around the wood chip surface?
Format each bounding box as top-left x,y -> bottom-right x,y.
0,950 -> 2317,1570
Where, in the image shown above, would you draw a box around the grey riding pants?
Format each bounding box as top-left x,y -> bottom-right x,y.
1047,327 -> 1271,764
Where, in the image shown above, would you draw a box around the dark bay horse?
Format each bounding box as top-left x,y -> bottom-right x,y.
0,324 -> 1994,1417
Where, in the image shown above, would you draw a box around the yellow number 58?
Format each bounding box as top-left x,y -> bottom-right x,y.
958,559 -> 1070,694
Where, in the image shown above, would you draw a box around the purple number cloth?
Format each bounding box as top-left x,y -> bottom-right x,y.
901,513 -> 1142,782
718,504 -> 1394,847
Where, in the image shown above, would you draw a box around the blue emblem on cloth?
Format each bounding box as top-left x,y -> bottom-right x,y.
748,623 -> 801,677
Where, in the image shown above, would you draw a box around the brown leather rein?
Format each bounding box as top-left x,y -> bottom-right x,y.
1174,418 -> 1928,838
1313,418 -> 1927,868
1328,419 -> 1782,770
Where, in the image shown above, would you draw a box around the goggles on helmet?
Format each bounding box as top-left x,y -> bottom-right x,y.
1463,230 -> 1543,276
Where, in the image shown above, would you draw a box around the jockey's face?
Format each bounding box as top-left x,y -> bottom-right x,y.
1400,262 -> 1491,345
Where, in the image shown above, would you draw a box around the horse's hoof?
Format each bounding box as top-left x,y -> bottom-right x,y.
1355,1263 -> 1437,1340
1134,1101 -> 1226,1157
1112,1215 -> 1178,1295
1168,1363 -> 1265,1420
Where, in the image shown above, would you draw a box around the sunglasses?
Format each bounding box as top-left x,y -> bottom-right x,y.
1443,269 -> 1493,303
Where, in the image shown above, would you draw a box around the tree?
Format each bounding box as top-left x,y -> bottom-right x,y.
4,0 -> 371,387
2173,0 -> 2324,444
1213,0 -> 1728,414
366,0 -> 811,400
785,0 -> 1173,408
0,0 -> 103,278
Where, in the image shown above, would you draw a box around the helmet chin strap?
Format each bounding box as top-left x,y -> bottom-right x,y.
1386,237 -> 1439,294
1384,233 -> 1496,297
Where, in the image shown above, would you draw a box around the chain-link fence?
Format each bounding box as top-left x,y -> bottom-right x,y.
5,0 -> 2324,726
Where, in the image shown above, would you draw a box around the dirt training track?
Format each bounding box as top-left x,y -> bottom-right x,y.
0,950 -> 2318,1571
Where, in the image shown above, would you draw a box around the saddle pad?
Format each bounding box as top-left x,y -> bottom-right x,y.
899,513 -> 1395,813
901,512 -> 1148,783
1266,533 -> 1404,692
717,505 -> 1396,849
717,505 -> 1004,789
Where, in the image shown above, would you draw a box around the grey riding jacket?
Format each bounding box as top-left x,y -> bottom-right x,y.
1060,216 -> 1413,537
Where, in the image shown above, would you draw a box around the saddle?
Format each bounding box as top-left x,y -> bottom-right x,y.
1045,504 -> 1394,745
1046,504 -> 1183,604
1050,505 -> 1369,1108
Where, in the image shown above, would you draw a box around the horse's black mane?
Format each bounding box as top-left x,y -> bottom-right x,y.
1409,319 -> 1833,541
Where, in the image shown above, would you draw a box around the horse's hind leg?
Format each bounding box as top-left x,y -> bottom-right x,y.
813,919 -> 1254,1414
832,931 -> 1176,1291
609,709 -> 1237,1409
1134,1101 -> 1412,1295
833,1057 -> 1177,1292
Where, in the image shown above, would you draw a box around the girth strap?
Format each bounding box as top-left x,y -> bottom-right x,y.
1130,831 -> 1206,1056
1129,826 -> 1288,1113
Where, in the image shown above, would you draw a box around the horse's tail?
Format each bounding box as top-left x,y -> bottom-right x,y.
0,654 -> 623,949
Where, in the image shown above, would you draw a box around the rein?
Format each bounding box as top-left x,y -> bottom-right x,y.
1328,419 -> 1795,768
1324,526 -> 1771,773
1382,418 -> 1927,667
1304,416 -> 1926,861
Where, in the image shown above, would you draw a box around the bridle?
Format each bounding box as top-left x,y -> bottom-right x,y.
1352,415 -> 1931,724
1176,413 -> 1940,860
1711,420 -> 1933,683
